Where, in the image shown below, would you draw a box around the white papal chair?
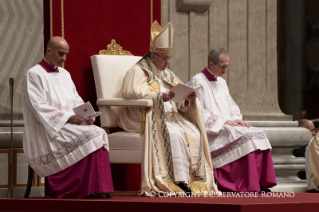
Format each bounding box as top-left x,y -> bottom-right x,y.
91,40 -> 152,192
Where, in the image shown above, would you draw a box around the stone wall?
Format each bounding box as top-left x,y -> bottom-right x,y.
162,0 -> 290,121
0,0 -> 44,120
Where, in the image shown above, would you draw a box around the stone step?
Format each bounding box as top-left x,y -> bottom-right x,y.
0,120 -> 24,127
247,121 -> 298,128
272,157 -> 305,164
271,181 -> 308,193
260,127 -> 312,146
0,128 -> 24,148
274,164 -> 305,170
0,187 -> 44,198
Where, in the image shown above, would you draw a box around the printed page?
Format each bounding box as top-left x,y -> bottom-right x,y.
170,84 -> 200,102
73,102 -> 102,120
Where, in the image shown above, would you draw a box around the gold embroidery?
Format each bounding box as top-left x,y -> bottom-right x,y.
149,81 -> 160,92
189,181 -> 209,196
164,180 -> 185,195
99,39 -> 133,55
183,132 -> 190,147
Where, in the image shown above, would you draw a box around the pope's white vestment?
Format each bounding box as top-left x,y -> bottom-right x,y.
306,133 -> 319,191
116,57 -> 219,196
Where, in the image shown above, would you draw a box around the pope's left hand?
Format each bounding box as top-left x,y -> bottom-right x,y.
235,119 -> 251,127
83,117 -> 96,125
187,92 -> 197,102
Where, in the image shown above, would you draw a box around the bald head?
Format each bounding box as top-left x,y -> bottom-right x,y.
298,119 -> 316,136
47,36 -> 67,49
45,36 -> 69,67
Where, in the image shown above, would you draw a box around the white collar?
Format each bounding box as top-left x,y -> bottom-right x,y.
43,57 -> 58,70
150,60 -> 165,78
206,67 -> 217,78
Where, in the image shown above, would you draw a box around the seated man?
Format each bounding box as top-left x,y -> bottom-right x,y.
116,21 -> 219,196
187,48 -> 277,192
299,119 -> 316,136
292,119 -> 316,159
306,132 -> 319,192
22,36 -> 113,198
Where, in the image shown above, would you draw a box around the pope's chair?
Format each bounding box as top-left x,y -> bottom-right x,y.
91,40 -> 152,192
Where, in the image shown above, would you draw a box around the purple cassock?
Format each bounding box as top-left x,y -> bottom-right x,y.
213,149 -> 277,192
47,148 -> 114,198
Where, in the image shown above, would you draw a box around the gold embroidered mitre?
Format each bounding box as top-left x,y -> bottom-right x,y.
149,20 -> 174,53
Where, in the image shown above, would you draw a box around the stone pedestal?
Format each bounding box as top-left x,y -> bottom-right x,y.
249,121 -> 313,192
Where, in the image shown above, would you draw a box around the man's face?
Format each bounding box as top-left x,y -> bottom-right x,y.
47,41 -> 69,67
209,54 -> 230,76
150,52 -> 172,71
308,122 -> 316,136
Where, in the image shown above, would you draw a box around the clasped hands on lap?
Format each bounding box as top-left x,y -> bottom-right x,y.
67,115 -> 96,125
225,119 -> 251,127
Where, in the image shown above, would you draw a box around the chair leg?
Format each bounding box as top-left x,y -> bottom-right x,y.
24,165 -> 33,198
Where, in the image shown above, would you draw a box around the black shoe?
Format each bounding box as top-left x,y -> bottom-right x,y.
260,187 -> 271,193
85,193 -> 113,198
297,171 -> 306,180
177,183 -> 192,195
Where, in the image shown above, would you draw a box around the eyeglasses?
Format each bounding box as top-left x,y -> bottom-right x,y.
153,52 -> 172,62
215,64 -> 229,69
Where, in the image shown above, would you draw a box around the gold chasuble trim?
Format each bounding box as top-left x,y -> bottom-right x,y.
189,181 -> 210,196
151,0 -> 153,25
61,0 -> 64,38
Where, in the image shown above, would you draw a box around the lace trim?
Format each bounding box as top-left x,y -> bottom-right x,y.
48,112 -> 65,127
210,130 -> 267,159
205,114 -> 218,128
28,128 -> 105,166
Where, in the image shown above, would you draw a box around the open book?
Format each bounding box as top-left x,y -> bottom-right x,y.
170,83 -> 201,102
73,102 -> 102,120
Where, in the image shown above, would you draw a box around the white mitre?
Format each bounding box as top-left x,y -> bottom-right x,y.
150,20 -> 174,53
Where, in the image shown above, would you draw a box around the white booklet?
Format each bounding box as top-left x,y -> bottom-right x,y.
170,83 -> 201,102
73,102 -> 102,120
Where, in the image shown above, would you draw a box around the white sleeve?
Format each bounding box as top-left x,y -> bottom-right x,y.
187,77 -> 225,134
224,83 -> 242,121
24,72 -> 73,139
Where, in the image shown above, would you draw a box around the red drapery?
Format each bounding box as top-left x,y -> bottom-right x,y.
43,0 -> 161,191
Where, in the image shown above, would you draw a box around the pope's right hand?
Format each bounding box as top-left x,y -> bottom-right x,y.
162,92 -> 175,102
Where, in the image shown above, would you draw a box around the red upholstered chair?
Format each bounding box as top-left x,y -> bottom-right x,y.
91,40 -> 152,194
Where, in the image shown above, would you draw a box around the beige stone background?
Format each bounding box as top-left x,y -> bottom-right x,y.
0,0 -> 44,120
162,0 -> 290,121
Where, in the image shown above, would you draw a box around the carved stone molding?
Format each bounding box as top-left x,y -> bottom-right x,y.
176,0 -> 212,13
